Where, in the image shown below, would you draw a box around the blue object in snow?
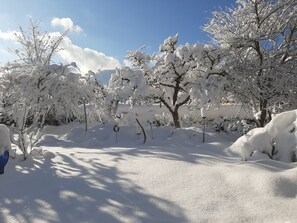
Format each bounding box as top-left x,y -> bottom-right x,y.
0,150 -> 9,174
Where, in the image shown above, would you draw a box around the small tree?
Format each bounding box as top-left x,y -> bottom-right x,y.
204,0 -> 297,126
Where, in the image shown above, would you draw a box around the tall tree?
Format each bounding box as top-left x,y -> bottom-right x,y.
204,0 -> 297,126
0,20 -> 104,158
108,35 -> 224,128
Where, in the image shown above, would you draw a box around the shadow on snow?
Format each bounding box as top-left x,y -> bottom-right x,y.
0,150 -> 188,223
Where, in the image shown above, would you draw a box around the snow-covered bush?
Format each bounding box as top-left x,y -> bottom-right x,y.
240,119 -> 258,134
212,117 -> 235,133
229,110 -> 297,163
152,113 -> 174,127
211,117 -> 257,134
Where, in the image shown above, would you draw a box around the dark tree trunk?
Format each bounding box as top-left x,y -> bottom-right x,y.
259,99 -> 268,127
172,110 -> 181,128
109,99 -> 119,117
83,100 -> 88,134
159,96 -> 190,129
136,118 -> 146,144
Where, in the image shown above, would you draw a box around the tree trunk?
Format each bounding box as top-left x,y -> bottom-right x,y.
136,118 -> 146,144
172,110 -> 181,128
159,97 -> 187,129
83,100 -> 88,134
109,99 -> 119,117
259,99 -> 268,127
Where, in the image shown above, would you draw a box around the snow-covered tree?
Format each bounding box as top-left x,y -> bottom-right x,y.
0,20 -> 104,158
204,0 -> 297,127
81,70 -> 108,125
108,35 -> 225,128
105,68 -> 135,118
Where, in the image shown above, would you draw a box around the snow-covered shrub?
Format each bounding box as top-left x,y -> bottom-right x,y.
240,119 -> 258,134
210,117 -> 252,134
212,117 -> 226,132
229,110 -> 297,163
180,114 -> 199,127
152,113 -> 174,127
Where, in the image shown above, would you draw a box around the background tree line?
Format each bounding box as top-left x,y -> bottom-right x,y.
0,0 -> 296,158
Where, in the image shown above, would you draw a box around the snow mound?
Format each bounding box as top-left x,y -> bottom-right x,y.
228,127 -> 272,160
228,110 -> 297,162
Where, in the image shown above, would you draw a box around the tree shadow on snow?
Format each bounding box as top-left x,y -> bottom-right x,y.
0,151 -> 188,223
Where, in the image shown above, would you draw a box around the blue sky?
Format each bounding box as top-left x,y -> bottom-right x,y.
0,0 -> 235,73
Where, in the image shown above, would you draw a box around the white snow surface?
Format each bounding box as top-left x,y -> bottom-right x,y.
1,122 -> 297,223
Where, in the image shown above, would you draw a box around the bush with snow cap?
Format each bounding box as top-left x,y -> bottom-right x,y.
229,110 -> 297,163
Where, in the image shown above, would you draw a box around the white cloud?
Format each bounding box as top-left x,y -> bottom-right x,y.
0,30 -> 17,41
58,37 -> 121,74
51,17 -> 83,33
0,30 -> 20,63
0,22 -> 121,74
123,59 -> 133,67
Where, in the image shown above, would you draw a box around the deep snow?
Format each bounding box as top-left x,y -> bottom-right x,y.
1,123 -> 297,223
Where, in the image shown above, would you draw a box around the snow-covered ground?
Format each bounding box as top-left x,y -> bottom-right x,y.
1,123 -> 297,223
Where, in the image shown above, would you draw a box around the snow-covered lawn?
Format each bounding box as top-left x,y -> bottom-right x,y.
1,123 -> 297,223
